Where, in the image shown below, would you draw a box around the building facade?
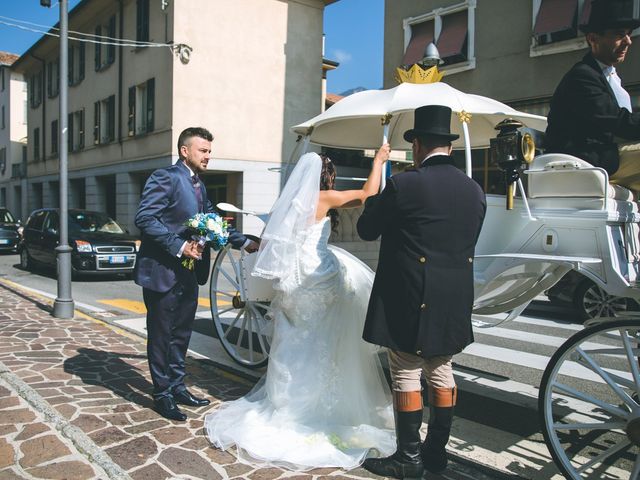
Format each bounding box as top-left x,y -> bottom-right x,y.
383,0 -> 640,191
11,0 -> 335,235
0,52 -> 27,219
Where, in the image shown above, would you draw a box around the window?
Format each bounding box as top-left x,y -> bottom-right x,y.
128,78 -> 154,136
51,119 -> 58,156
1,68 -> 4,91
29,73 -> 43,108
402,0 -> 476,74
94,95 -> 115,144
68,42 -> 85,86
95,16 -> 116,71
1,106 -> 4,129
68,109 -> 85,152
531,0 -> 640,56
47,59 -> 60,98
33,127 -> 40,161
0,149 -> 6,176
136,0 -> 150,43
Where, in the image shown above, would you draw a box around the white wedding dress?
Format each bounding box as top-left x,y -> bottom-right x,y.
205,217 -> 395,471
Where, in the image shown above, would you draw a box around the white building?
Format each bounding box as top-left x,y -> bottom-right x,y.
12,0 -> 336,235
0,52 -> 27,220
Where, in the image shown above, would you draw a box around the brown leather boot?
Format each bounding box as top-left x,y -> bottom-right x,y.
422,386 -> 456,474
363,390 -> 424,479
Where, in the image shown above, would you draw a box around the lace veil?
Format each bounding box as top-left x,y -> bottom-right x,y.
252,152 -> 321,282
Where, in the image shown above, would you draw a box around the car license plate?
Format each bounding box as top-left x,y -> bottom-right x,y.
0,239 -> 9,245
109,256 -> 126,264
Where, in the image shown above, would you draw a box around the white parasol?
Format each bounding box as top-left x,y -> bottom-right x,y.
291,82 -> 547,181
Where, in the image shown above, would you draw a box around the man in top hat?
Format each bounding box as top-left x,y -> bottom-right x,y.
546,0 -> 640,176
357,105 -> 486,479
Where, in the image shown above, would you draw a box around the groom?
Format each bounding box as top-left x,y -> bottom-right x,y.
357,105 -> 486,478
135,127 -> 257,421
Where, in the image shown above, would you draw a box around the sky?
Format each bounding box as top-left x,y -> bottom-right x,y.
0,0 -> 382,95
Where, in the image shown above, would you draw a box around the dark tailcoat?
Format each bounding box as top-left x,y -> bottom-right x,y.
357,155 -> 486,358
133,160 -> 246,399
545,53 -> 640,175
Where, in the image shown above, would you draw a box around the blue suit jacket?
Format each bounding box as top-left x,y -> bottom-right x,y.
134,160 -> 246,292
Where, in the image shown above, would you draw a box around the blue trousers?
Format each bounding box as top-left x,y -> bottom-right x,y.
143,275 -> 198,400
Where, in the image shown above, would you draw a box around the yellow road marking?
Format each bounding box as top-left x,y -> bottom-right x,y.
98,299 -> 147,314
98,297 -> 231,314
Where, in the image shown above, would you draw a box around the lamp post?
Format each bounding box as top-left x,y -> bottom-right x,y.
52,0 -> 74,318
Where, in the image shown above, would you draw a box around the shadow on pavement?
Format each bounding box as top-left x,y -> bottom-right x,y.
64,347 -> 154,408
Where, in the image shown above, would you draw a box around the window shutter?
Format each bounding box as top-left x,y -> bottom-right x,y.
128,86 -> 136,136
107,16 -> 116,64
55,59 -> 59,94
146,78 -> 154,133
79,43 -> 85,82
94,101 -> 100,144
94,25 -> 102,70
68,113 -> 74,152
47,63 -> 52,97
79,109 -> 85,149
68,46 -> 74,86
108,95 -> 115,141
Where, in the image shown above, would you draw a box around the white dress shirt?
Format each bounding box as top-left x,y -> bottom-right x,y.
597,59 -> 633,112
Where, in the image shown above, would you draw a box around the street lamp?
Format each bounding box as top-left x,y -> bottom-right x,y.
51,0 -> 74,318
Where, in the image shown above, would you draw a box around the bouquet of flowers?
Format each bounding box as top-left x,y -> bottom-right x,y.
181,212 -> 229,270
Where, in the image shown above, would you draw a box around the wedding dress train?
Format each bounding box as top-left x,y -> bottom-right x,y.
205,217 -> 395,470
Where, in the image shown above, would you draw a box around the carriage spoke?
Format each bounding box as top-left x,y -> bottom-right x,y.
235,314 -> 248,348
574,437 -> 631,474
214,291 -> 236,298
247,310 -> 255,363
621,328 -> 640,396
218,267 -> 241,290
216,305 -> 235,316
552,381 -> 629,419
575,346 -> 637,410
224,310 -> 244,340
553,421 -> 626,431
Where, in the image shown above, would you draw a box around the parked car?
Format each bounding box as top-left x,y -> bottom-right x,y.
545,269 -> 638,320
18,208 -> 140,277
0,208 -> 21,253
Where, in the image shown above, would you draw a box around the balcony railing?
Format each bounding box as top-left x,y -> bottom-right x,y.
11,163 -> 26,179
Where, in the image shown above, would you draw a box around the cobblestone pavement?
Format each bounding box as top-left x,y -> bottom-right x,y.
0,281 -> 513,480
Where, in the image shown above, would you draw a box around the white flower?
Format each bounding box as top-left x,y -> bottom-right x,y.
189,219 -> 199,228
206,218 -> 217,230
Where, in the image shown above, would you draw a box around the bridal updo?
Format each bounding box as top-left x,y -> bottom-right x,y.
319,154 -> 339,232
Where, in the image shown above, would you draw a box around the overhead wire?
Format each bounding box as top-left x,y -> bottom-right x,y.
0,14 -> 170,49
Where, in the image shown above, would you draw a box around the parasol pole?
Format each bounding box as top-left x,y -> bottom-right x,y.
381,114 -> 392,191
458,111 -> 473,178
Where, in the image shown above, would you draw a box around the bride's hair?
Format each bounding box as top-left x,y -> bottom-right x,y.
319,154 -> 339,232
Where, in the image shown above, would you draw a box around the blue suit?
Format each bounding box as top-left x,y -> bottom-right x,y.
134,160 -> 246,399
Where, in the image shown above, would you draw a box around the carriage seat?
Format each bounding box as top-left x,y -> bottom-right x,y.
526,153 -> 635,202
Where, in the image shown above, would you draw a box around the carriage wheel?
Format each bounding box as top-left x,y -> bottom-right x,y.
209,240 -> 270,369
539,318 -> 640,479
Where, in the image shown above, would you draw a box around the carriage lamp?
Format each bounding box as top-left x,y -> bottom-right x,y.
490,119 -> 536,210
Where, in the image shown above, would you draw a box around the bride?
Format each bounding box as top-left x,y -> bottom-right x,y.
204,145 -> 395,470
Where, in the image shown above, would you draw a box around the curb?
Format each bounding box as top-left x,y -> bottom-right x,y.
0,360 -> 132,480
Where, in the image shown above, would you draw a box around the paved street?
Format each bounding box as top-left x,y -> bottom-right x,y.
0,270 -> 511,480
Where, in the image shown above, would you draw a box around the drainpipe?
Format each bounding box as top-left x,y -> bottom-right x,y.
118,0 -> 124,144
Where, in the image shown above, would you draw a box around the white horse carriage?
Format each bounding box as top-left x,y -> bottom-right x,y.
208,81 -> 640,479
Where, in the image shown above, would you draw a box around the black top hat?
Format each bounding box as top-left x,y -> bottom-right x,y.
403,105 -> 459,143
580,0 -> 640,33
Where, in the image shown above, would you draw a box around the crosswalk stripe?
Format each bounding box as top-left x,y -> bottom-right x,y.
462,343 -> 630,383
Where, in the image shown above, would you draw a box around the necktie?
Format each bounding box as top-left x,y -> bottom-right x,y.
192,175 -> 203,212
607,66 -> 633,112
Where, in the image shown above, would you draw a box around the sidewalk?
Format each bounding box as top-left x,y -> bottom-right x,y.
0,281 -> 512,480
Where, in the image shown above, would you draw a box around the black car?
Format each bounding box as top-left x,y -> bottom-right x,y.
0,208 -> 20,253
546,270 -> 638,320
19,208 -> 140,276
